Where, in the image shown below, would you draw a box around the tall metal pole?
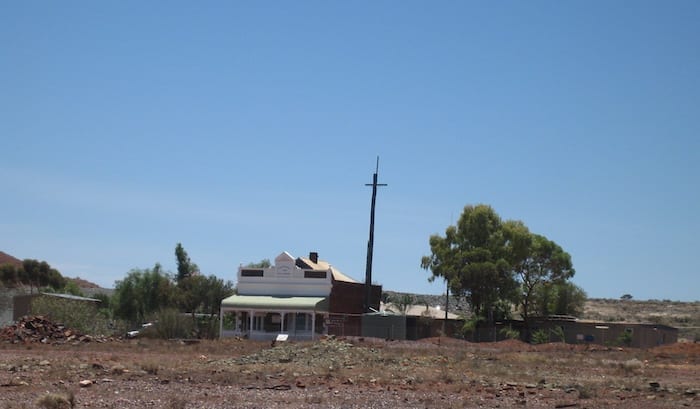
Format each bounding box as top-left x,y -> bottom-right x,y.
443,281 -> 449,335
364,157 -> 387,312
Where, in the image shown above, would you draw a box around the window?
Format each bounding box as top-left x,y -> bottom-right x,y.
253,315 -> 263,331
295,313 -> 308,331
304,270 -> 327,279
241,269 -> 263,277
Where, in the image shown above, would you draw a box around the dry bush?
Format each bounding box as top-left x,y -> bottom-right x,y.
304,395 -> 324,404
141,361 -> 159,375
152,309 -> 194,339
576,383 -> 598,399
621,358 -> 644,375
600,358 -> 644,376
35,390 -> 74,409
166,396 -> 188,409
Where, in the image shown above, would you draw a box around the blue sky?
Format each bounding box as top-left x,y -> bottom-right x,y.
1,2 -> 698,301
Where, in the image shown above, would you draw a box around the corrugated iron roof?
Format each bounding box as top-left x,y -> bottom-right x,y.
221,295 -> 328,311
297,256 -> 359,284
381,302 -> 461,320
40,292 -> 102,303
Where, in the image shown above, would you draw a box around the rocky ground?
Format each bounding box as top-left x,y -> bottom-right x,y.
0,332 -> 697,409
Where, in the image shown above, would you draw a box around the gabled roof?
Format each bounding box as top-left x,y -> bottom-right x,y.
275,251 -> 295,263
297,256 -> 359,284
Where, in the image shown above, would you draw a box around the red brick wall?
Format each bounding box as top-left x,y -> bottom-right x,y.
327,280 -> 381,336
329,280 -> 381,314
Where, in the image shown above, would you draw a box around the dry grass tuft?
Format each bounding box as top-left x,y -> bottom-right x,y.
166,396 -> 188,409
576,383 -> 598,399
304,394 -> 324,404
141,361 -> 159,375
621,358 -> 644,375
35,391 -> 74,409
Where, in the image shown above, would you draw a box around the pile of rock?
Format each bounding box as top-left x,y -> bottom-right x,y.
232,337 -> 382,369
0,315 -> 96,344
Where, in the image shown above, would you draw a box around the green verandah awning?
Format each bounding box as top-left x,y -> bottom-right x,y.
221,295 -> 328,312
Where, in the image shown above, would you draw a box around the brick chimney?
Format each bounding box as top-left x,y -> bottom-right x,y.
309,252 -> 318,264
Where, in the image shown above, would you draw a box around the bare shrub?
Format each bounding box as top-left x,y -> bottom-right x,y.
154,308 -> 193,339
576,383 -> 597,399
305,395 -> 324,404
166,396 -> 188,409
621,358 -> 643,375
36,392 -> 73,409
141,361 -> 159,375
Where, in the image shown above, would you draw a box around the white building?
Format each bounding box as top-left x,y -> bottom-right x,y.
220,251 -> 360,340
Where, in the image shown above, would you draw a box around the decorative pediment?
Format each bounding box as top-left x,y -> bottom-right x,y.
237,251 -> 333,297
274,251 -> 295,264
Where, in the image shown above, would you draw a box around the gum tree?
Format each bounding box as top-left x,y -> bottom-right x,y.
421,204 -> 518,325
422,204 -> 579,335
504,220 -> 575,333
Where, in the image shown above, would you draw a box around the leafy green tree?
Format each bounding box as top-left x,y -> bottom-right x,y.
92,292 -> 111,305
393,293 -> 414,315
178,275 -> 208,317
113,273 -> 138,324
245,259 -> 271,268
532,280 -> 587,317
202,275 -> 235,316
504,221 -> 575,329
19,259 -> 65,293
175,243 -> 199,284
61,280 -> 85,296
421,204 -> 518,324
91,292 -> 113,320
178,274 -> 235,318
0,264 -> 18,285
113,264 -> 177,326
175,273 -> 234,338
46,268 -> 66,290
20,259 -> 42,293
551,281 -> 587,317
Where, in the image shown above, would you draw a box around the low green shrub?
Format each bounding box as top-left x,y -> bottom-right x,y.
153,308 -> 194,339
530,329 -> 550,344
499,325 -> 520,340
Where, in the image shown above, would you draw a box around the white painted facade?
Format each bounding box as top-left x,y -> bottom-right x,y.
236,251 -> 332,297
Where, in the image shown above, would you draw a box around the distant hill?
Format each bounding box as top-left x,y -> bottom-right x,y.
0,251 -> 22,268
66,277 -> 101,289
1,250 -> 112,297
65,277 -> 114,298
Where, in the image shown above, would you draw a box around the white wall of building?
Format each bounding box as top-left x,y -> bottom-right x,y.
236,252 -> 332,297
